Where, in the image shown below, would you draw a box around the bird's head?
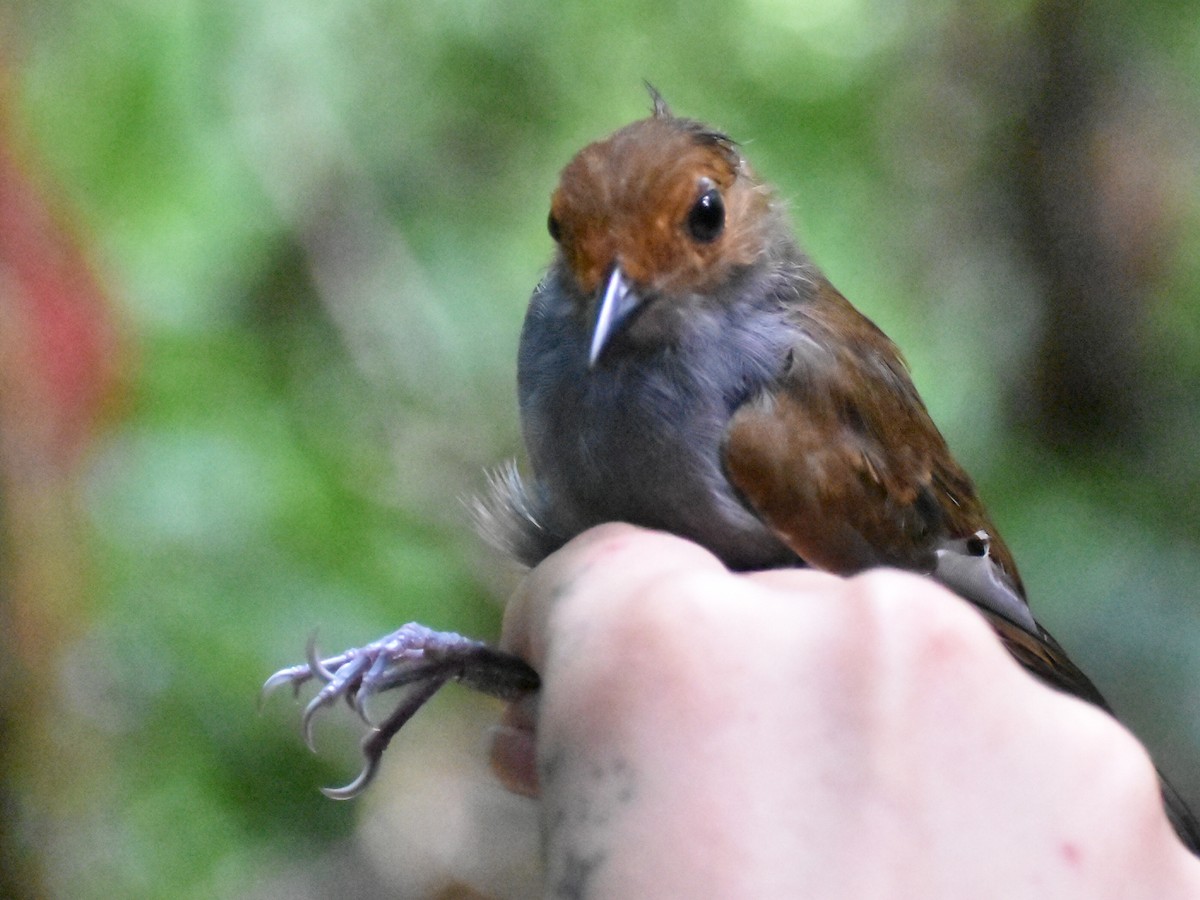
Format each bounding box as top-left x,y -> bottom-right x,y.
546,92 -> 780,365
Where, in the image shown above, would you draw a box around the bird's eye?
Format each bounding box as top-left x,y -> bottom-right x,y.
686,187 -> 725,243
547,212 -> 563,243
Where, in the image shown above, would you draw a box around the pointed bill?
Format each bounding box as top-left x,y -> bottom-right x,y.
589,266 -> 641,367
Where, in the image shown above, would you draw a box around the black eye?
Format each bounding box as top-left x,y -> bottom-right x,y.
547,212 -> 563,243
686,187 -> 725,243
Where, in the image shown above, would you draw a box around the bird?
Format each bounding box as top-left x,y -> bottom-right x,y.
266,87 -> 1200,852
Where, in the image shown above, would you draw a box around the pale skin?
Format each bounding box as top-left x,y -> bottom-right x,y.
489,523 -> 1200,899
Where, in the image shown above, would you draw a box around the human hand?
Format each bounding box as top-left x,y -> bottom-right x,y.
489,524 -> 1200,898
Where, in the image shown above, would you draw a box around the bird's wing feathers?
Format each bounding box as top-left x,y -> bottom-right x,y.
983,611 -> 1111,709
723,280 -> 1109,707
724,279 -> 1007,578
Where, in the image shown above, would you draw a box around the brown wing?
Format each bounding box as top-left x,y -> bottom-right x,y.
724,279 -> 1016,582
983,612 -> 1110,709
723,279 -> 1108,708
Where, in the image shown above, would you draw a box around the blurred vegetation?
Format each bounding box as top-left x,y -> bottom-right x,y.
2,0 -> 1200,896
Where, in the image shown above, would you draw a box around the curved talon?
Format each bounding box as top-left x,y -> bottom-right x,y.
305,634 -> 338,683
261,648 -> 358,712
321,753 -> 381,801
300,654 -> 374,750
259,666 -> 309,708
301,693 -> 329,752
319,675 -> 449,799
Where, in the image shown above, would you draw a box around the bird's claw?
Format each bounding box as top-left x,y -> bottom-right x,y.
263,622 -> 540,799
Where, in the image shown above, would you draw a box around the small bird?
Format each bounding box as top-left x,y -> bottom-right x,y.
266,88 -> 1200,852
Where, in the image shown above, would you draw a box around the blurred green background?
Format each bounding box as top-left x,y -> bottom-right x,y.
2,0 -> 1200,896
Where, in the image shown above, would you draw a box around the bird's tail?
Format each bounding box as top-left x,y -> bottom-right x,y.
1158,769 -> 1200,855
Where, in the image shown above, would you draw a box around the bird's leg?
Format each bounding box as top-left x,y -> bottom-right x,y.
262,622 -> 540,798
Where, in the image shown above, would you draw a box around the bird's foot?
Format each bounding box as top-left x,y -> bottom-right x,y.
262,622 -> 539,799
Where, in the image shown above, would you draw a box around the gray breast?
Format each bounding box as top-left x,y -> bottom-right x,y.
515,270 -> 798,570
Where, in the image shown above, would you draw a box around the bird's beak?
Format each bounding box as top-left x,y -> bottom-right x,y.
589,265 -> 642,367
